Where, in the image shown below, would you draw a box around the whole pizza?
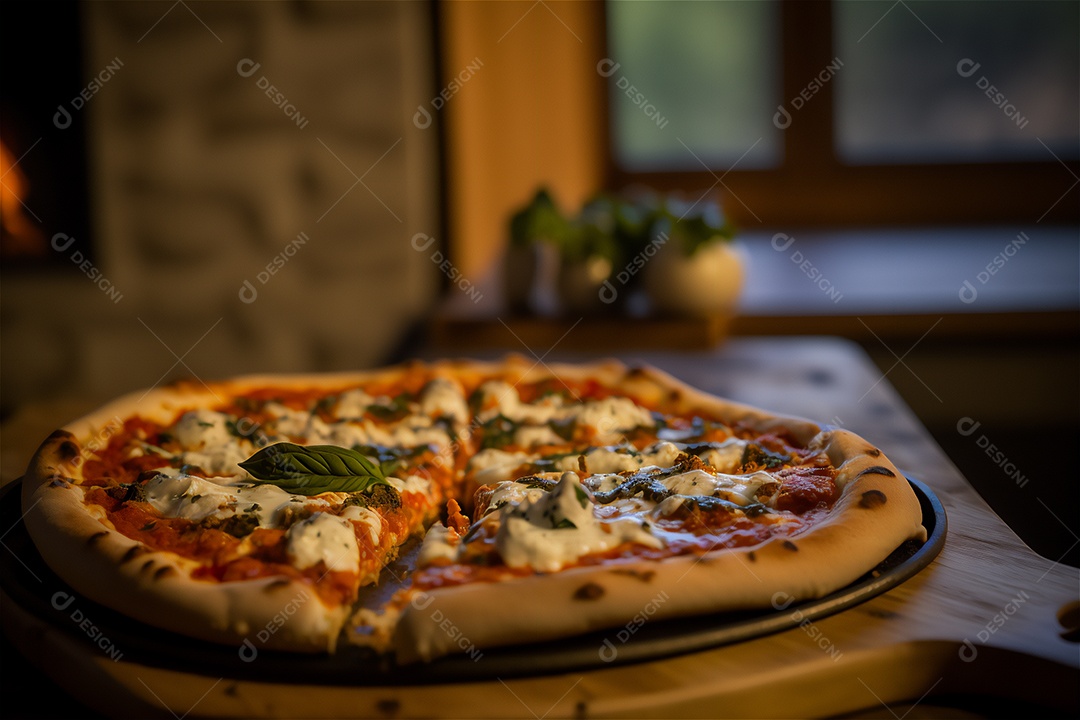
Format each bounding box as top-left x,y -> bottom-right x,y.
21,356 -> 926,663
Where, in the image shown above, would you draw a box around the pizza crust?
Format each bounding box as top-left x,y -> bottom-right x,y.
19,356 -> 927,661
22,430 -> 347,653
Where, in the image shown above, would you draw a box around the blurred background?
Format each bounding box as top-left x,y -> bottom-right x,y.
1,0 -> 1077,568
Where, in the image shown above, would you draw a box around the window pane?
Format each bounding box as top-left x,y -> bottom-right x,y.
606,0 -> 781,171
835,0 -> 1079,164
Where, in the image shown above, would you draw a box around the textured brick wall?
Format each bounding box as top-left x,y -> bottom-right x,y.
2,1 -> 439,410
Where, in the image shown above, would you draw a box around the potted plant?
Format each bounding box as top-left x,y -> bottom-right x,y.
641,196 -> 743,317
555,196 -> 621,315
504,189 -> 567,315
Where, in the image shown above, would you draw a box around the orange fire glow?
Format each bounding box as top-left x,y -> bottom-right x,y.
0,138 -> 46,257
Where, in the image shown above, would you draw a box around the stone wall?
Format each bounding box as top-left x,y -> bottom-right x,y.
1,1 -> 440,411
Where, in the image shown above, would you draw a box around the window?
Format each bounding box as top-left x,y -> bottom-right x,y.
604,0 -> 1079,227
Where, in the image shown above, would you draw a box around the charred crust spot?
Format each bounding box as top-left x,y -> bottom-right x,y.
375,699 -> 400,717
856,465 -> 896,479
666,389 -> 683,404
573,582 -> 605,601
141,559 -> 156,573
224,683 -> 239,698
57,441 -> 80,462
859,490 -> 888,508
782,540 -> 798,552
120,545 -> 147,563
86,531 -> 108,546
747,551 -> 757,562
625,366 -> 649,379
153,566 -> 177,580
867,447 -> 882,458
46,429 -> 76,442
610,568 -> 656,583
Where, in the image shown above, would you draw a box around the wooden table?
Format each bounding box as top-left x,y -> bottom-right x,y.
2,337 -> 1077,718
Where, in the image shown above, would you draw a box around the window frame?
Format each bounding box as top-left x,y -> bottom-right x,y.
603,0 -> 1079,228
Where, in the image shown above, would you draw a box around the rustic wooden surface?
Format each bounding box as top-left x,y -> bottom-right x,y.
2,337 -> 1077,718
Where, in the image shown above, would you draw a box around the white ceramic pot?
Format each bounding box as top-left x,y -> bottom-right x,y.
643,237 -> 745,316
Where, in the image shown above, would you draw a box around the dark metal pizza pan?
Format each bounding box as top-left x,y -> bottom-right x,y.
0,476 -> 946,685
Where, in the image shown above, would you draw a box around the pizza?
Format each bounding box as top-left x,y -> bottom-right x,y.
20,356 -> 927,664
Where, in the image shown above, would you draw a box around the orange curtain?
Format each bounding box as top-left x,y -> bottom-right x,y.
441,0 -> 607,279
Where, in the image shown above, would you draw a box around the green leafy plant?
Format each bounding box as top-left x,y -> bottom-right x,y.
508,188 -> 571,249
649,195 -> 736,257
239,443 -> 395,496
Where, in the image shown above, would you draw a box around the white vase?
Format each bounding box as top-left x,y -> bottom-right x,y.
643,237 -> 745,317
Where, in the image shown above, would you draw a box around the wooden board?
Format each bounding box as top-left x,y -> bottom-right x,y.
2,338 -> 1077,717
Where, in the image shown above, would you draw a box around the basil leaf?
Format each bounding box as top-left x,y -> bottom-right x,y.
479,414 -> 519,450
239,443 -> 395,496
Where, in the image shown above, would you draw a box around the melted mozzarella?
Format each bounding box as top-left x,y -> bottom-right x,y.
514,424 -> 565,448
144,473 -> 237,522
386,473 -> 431,496
143,473 -> 296,525
474,381 -> 562,424
180,443 -> 252,478
575,447 -> 639,474
557,442 -> 682,475
698,438 -> 747,473
565,397 -> 654,436
419,378 -> 469,425
661,469 -> 722,496
360,414 -> 452,450
494,472 -> 660,572
486,481 -> 547,514
643,442 -> 683,468
467,448 -> 533,485
172,410 -> 235,450
286,512 -> 360,574
416,523 -> 458,566
327,421 -> 371,449
334,388 -> 375,419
